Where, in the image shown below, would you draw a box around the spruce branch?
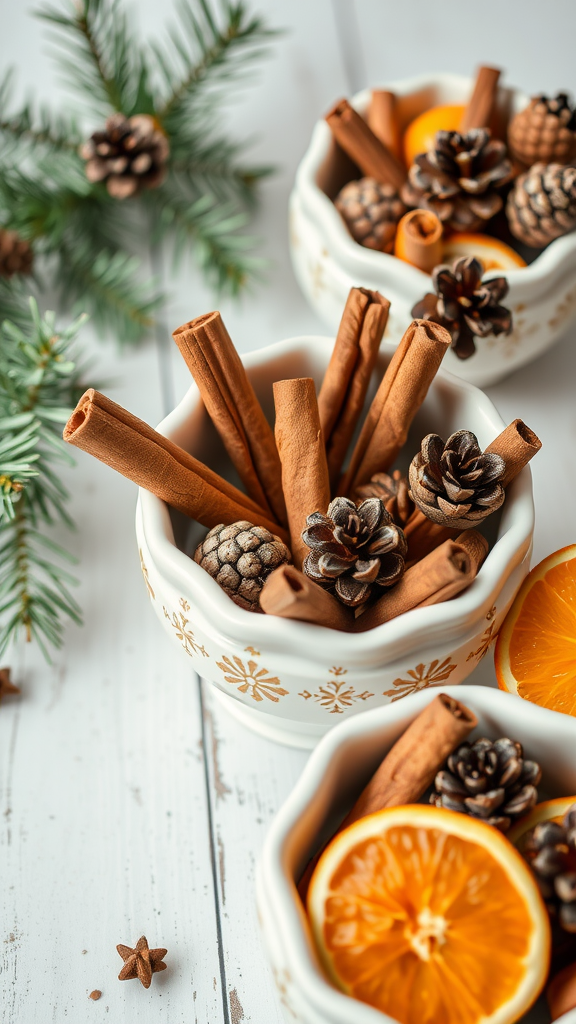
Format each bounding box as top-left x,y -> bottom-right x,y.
0,299 -> 87,659
0,70 -> 80,158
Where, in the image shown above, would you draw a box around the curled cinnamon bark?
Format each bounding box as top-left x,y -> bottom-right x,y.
484,419 -> 542,487
460,65 -> 501,132
298,693 -> 478,897
394,209 -> 443,274
318,288 -> 389,488
339,319 -> 451,494
325,99 -> 406,192
173,312 -> 286,525
367,89 -> 402,160
274,378 -> 331,570
259,564 -> 354,631
354,531 -> 488,631
63,389 -> 289,542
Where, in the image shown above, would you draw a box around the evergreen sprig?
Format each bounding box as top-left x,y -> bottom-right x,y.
0,0 -> 275,343
0,298 -> 87,660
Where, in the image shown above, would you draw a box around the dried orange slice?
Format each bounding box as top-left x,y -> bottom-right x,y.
495,545 -> 576,715
508,796 -> 576,849
403,104 -> 466,166
308,804 -> 550,1024
442,232 -> 526,271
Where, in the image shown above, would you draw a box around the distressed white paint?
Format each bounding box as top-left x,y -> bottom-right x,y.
1,1 -> 576,1021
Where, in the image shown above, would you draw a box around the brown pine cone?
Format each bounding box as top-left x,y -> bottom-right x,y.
302,496 -> 407,608
506,162 -> 576,248
409,429 -> 505,530
431,737 -> 541,833
335,177 -> 407,252
0,228 -> 33,277
523,803 -> 576,933
354,470 -> 414,526
401,129 -> 513,232
411,256 -> 512,360
194,521 -> 291,612
508,94 -> 576,167
80,113 -> 170,199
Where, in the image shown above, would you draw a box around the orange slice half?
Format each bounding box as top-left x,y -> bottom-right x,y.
495,544 -> 576,714
308,804 -> 550,1024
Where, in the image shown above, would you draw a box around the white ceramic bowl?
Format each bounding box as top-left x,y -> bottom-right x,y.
135,335 -> 534,749
257,685 -> 576,1024
290,72 -> 576,388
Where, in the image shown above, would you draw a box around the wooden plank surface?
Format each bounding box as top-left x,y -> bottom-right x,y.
2,2 -> 576,1022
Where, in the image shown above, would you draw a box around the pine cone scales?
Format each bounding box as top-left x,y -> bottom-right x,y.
523,803 -> 576,932
0,228 -> 33,277
194,521 -> 290,611
431,737 -> 541,832
507,163 -> 576,248
335,177 -> 407,252
508,94 -> 576,166
80,113 -> 170,199
409,429 -> 505,530
402,129 -> 513,232
354,470 -> 414,526
412,256 -> 512,360
302,497 -> 407,608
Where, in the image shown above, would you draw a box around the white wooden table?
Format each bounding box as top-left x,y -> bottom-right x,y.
2,2 -> 576,1020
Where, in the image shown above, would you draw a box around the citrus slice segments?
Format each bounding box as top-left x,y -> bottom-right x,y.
308,804 -> 550,1024
495,544 -> 576,715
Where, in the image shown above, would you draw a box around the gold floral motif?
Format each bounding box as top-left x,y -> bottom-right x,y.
272,965 -> 298,1019
310,257 -> 325,297
244,646 -> 260,657
486,604 -> 497,622
163,605 -> 208,659
180,597 -> 190,612
466,621 -> 498,663
299,667 -> 373,714
548,282 -> 576,331
139,548 -> 155,599
383,657 -> 457,702
217,655 -> 288,703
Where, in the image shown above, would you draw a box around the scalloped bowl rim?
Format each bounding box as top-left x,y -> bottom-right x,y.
257,685 -> 576,1024
295,71 -> 576,294
137,334 -> 534,665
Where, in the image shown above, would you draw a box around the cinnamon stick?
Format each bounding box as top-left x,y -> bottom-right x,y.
394,209 -> 443,274
367,89 -> 402,161
259,564 -> 354,631
318,288 -> 390,488
63,389 -> 289,543
298,693 -> 477,897
547,962 -> 576,1021
325,99 -> 406,192
172,312 -> 286,525
460,65 -> 501,132
273,378 -> 331,570
339,320 -> 451,494
404,509 -> 460,565
484,419 -> 542,487
354,531 -> 487,631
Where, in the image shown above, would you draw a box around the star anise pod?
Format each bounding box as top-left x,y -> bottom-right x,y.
117,936 -> 167,988
411,256 -> 512,360
401,128 -> 513,232
409,429 -> 505,530
353,470 -> 414,527
431,737 -> 541,832
302,496 -> 407,608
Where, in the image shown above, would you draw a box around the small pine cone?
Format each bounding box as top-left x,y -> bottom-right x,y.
194,521 -> 291,612
80,113 -> 170,200
508,94 -> 576,167
401,129 -> 513,232
523,802 -> 576,932
0,228 -> 33,277
302,497 -> 407,608
506,162 -> 576,248
431,737 -> 541,833
335,177 -> 407,253
354,470 -> 414,527
409,429 -> 505,530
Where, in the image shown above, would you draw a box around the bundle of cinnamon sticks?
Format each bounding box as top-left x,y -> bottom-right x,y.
64,289 -> 541,633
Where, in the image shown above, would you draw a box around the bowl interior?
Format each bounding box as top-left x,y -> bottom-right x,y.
164,337 -> 506,562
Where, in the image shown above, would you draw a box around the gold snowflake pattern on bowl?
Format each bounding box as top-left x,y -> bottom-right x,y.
383,657 -> 457,702
217,655 -> 288,703
299,666 -> 373,714
163,598 -> 209,659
